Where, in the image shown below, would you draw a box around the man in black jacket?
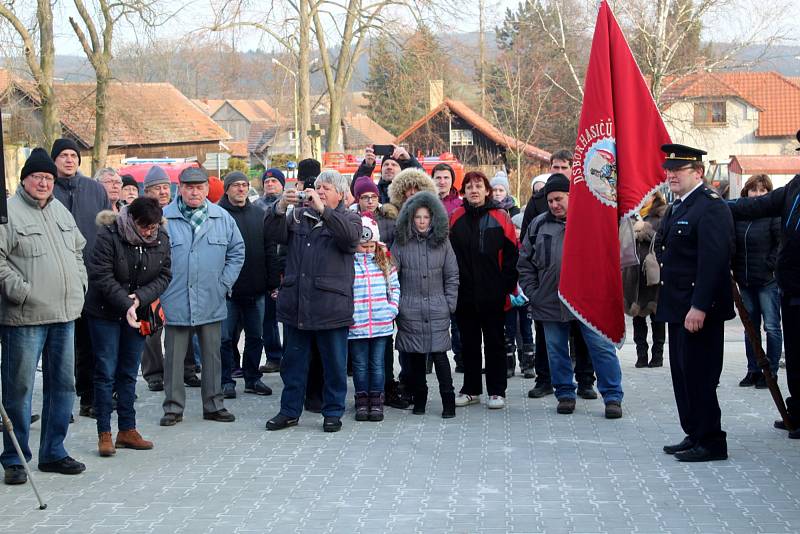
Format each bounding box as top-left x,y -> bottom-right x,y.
729,130 -> 800,440
354,144 -> 422,204
219,172 -> 281,398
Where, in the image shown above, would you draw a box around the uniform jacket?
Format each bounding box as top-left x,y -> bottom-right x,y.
732,216 -> 781,288
264,201 -> 362,330
53,172 -> 111,260
449,198 -> 518,314
622,195 -> 667,317
391,192 -> 459,353
0,188 -> 87,326
729,174 -> 800,297
159,198 -> 245,326
518,211 -> 574,322
349,253 -> 400,339
84,210 -> 172,321
654,186 -> 735,324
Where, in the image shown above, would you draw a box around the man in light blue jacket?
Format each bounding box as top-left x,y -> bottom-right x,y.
158,167 -> 244,426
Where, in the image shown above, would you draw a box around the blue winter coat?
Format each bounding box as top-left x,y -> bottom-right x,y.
159,199 -> 245,326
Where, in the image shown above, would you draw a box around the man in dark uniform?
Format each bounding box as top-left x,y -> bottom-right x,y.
654,144 -> 735,462
729,130 -> 800,440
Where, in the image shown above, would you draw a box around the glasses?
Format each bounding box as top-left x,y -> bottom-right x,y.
101,179 -> 123,186
28,174 -> 54,183
360,194 -> 378,202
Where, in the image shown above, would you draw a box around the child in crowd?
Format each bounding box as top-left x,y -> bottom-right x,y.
391,191 -> 459,418
490,171 -> 520,217
506,213 -> 535,378
349,216 -> 401,422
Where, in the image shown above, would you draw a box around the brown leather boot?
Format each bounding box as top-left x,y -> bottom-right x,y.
98,431 -> 116,457
115,429 -> 154,450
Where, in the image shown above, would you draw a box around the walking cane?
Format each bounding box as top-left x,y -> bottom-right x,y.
0,402 -> 47,509
730,279 -> 795,431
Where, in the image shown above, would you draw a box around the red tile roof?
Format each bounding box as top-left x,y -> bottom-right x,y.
662,71 -> 800,137
342,112 -> 394,148
224,140 -> 249,158
729,155 -> 800,176
224,99 -> 280,122
191,99 -> 226,115
395,98 -> 550,162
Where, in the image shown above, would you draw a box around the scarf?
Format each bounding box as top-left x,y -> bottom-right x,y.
116,205 -> 159,246
177,196 -> 209,232
496,195 -> 515,212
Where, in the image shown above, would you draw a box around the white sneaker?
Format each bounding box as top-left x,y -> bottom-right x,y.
487,395 -> 505,409
455,394 -> 481,407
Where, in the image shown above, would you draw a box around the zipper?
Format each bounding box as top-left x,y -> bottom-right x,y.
744,222 -> 751,284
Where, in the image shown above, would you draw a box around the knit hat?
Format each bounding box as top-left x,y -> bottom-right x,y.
544,173 -> 570,197
50,138 -> 82,164
353,176 -> 380,199
179,167 -> 208,183
20,148 -> 58,181
121,174 -> 138,190
261,167 -> 286,187
298,158 -> 321,189
490,171 -> 510,193
207,176 -> 224,203
224,171 -> 249,191
144,165 -> 170,189
360,215 -> 381,244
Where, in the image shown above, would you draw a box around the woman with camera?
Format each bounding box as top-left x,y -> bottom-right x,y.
84,197 -> 172,457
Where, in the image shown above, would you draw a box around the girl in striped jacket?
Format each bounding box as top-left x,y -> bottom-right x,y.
349,215 -> 401,422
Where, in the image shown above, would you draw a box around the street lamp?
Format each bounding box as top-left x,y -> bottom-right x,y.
271,58 -> 299,160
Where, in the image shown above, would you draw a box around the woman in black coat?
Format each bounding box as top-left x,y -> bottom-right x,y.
85,197 -> 171,457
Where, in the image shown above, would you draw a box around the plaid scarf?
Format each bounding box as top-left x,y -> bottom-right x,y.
177,196 -> 209,232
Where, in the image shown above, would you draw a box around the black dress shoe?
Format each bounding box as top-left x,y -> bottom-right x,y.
265,413 -> 299,431
148,379 -> 164,392
323,416 -> 342,432
31,414 -> 40,424
674,445 -> 727,462
577,385 -> 598,400
528,382 -> 553,398
38,456 -> 86,474
774,419 -> 788,430
663,437 -> 695,455
790,428 -> 800,439
159,413 -> 183,426
184,375 -> 201,387
78,404 -> 96,418
203,409 -> 235,422
4,465 -> 27,485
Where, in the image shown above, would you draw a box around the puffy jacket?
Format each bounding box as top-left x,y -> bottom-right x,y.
264,201 -> 362,330
53,172 -> 111,260
732,216 -> 782,288
391,191 -> 459,353
349,253 -> 400,339
0,188 -> 87,326
449,198 -> 519,313
518,211 -> 573,322
83,210 -> 172,321
159,198 -> 245,326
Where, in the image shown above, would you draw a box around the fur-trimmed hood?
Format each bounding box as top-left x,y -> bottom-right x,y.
395,191 -> 449,247
377,202 -> 398,220
387,168 -> 437,210
95,209 -> 117,226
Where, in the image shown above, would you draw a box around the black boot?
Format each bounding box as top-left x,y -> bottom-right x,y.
368,391 -> 384,421
413,386 -> 428,415
385,380 -> 410,409
648,354 -> 664,368
520,343 -> 535,379
441,392 -> 455,419
635,349 -> 649,368
505,338 -> 516,378
426,354 -> 433,375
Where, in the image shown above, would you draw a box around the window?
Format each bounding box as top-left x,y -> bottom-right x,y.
693,101 -> 727,125
451,129 -> 474,146
288,130 -> 297,141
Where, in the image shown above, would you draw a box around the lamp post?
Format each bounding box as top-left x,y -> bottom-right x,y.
271,58 -> 299,160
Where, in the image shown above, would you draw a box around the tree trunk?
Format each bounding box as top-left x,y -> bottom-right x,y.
479,0 -> 486,116
37,0 -> 59,148
298,0 -> 312,159
326,86 -> 343,152
92,67 -> 110,172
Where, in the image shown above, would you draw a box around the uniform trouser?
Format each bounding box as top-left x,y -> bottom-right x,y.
457,308 -> 507,397
533,321 -> 595,386
781,295 -> 800,426
163,323 -> 225,415
668,320 -> 727,451
74,315 -> 94,406
141,329 -> 196,383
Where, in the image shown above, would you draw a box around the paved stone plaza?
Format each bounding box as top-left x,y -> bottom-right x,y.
1,318 -> 799,533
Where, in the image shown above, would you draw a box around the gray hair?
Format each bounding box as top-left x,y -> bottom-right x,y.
93,167 -> 118,182
314,169 -> 350,195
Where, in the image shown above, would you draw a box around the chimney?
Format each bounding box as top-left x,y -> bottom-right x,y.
429,80 -> 444,110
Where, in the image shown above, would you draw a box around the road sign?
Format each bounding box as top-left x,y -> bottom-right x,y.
203,152 -> 230,170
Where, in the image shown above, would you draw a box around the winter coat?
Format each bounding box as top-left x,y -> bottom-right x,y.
730,174 -> 800,297
53,172 -> 112,261
355,203 -> 398,249
218,195 -> 281,298
440,189 -> 462,216
387,168 -> 437,212
264,201 -> 362,330
449,198 -> 519,314
255,194 -> 288,276
349,253 -> 400,339
0,187 -> 87,326
732,216 -> 782,288
622,195 -> 667,317
391,191 -> 459,353
354,155 -> 423,204
518,211 -> 573,322
520,190 -> 548,238
159,198 -> 245,326
83,210 -> 172,322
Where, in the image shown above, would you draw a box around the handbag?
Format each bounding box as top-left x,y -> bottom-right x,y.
138,299 -> 165,336
642,236 -> 660,286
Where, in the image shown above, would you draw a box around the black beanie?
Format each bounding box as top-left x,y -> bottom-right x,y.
121,174 -> 138,189
223,171 -> 249,191
20,148 -> 58,181
544,173 -> 570,197
298,158 -> 321,189
50,138 -> 82,165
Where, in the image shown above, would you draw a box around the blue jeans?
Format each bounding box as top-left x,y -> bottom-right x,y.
349,336 -> 388,393
542,321 -> 623,403
740,281 -> 783,375
279,326 -> 349,418
221,295 -> 265,386
263,294 -> 283,362
88,317 -> 146,433
1,323 -> 76,467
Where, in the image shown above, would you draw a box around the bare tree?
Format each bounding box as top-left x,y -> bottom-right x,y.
0,0 -> 59,148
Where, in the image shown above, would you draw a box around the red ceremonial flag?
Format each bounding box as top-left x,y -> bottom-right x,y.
558,0 -> 672,346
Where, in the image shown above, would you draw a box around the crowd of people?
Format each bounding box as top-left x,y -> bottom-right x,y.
1,135 -> 799,486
